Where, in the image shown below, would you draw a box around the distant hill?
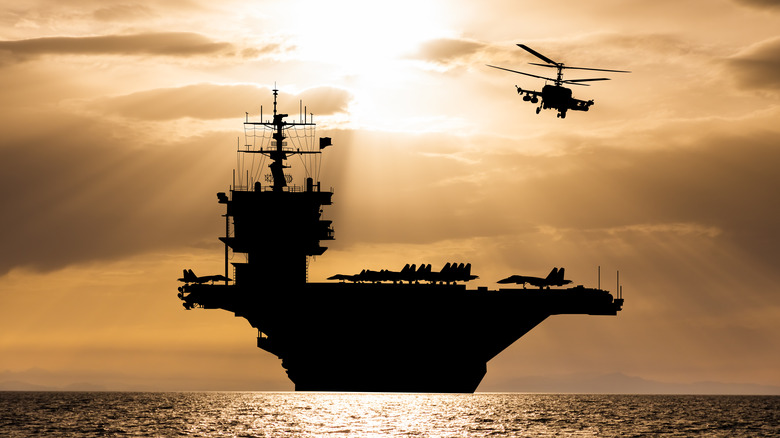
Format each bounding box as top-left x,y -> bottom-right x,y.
0,380 -> 57,391
0,380 -> 107,392
479,372 -> 780,395
2,369 -> 778,394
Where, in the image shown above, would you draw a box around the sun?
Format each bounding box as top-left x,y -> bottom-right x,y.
276,0 -> 450,72
238,0 -> 454,130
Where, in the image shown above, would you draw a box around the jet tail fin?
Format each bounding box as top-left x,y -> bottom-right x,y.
178,269 -> 200,283
546,267 -> 559,280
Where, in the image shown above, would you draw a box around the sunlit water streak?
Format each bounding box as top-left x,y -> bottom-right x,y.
1,392 -> 777,437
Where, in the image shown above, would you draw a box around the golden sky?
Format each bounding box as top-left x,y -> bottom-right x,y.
1,0 -> 779,391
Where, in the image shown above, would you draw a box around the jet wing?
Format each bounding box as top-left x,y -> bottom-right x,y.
497,275 -> 527,284
192,274 -> 231,283
497,274 -> 547,288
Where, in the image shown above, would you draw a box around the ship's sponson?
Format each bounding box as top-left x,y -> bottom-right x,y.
328,262 -> 478,284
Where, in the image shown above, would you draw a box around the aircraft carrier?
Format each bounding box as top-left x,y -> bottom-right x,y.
177,88 -> 624,393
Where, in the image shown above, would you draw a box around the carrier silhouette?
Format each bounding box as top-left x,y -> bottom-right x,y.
176,88 -> 624,392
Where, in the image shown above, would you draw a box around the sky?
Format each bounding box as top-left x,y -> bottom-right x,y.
1,0 -> 779,392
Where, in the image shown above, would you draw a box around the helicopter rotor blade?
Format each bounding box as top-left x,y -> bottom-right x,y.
566,78 -> 611,82
529,62 -> 630,74
528,62 -> 559,69
560,80 -> 590,87
562,65 -> 631,73
516,44 -> 558,66
486,65 -> 556,82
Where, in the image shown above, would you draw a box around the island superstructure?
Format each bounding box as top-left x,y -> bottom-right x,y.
176,88 -> 624,392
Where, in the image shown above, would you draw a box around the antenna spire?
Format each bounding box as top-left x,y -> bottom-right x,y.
273,86 -> 278,116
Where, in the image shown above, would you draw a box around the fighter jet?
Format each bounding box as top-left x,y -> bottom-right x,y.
497,267 -> 571,289
411,264 -> 430,283
393,263 -> 418,283
451,262 -> 479,283
424,262 -> 479,284
328,269 -> 367,283
178,269 -> 231,284
327,262 -> 479,284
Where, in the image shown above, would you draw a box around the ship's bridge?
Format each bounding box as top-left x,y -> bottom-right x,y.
217,88 -> 334,286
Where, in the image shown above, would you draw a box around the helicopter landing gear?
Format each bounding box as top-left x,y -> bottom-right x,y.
557,111 -> 566,119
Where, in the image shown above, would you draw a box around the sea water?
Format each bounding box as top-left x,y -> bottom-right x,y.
1,392 -> 777,437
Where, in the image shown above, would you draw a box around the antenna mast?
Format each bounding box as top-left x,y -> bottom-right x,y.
241,86 -> 320,192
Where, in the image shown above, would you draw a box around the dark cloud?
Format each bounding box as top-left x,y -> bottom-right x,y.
0,1 -> 206,27
731,0 -> 780,10
407,38 -> 486,66
0,110 -> 233,275
0,32 -> 237,63
726,37 -> 780,91
0,83 -> 351,274
94,84 -> 352,120
535,132 -> 780,268
321,126 -> 780,274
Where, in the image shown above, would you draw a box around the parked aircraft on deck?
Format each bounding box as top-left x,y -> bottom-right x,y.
327,263 -> 478,284
177,269 -> 231,284
497,267 -> 571,289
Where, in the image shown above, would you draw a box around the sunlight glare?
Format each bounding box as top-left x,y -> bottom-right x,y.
284,0 -> 448,73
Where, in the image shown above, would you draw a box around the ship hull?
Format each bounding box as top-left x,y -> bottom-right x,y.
180,282 -> 622,393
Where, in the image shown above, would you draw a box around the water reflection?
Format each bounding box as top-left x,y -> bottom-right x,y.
1,392 -> 777,437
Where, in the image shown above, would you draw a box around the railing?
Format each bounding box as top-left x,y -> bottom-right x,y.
231,184 -> 334,194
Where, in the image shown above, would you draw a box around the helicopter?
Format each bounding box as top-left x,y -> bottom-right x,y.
488,44 -> 630,118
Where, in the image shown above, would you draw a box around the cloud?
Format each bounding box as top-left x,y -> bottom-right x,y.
512,129 -> 780,265
3,97 -> 777,278
598,223 -> 723,239
321,119 -> 780,278
726,36 -> 780,91
0,0 -> 210,29
0,110 -> 233,275
731,0 -> 780,10
0,32 -> 240,63
406,37 -> 488,67
91,3 -> 156,21
584,32 -> 716,61
0,83 -> 351,274
93,84 -> 353,120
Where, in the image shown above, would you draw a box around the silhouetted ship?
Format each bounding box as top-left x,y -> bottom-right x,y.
177,88 -> 624,393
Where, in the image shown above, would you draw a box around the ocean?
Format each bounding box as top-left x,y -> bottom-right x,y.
1,392 -> 777,437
